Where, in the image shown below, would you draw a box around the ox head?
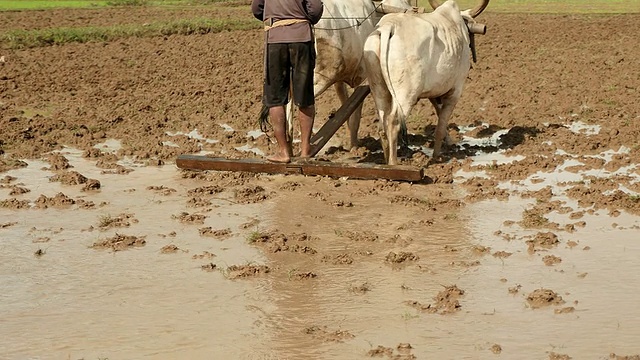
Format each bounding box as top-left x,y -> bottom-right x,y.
374,0 -> 418,16
429,0 -> 489,62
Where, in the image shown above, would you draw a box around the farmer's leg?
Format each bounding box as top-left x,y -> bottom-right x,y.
298,105 -> 315,157
268,105 -> 291,163
290,41 -> 316,158
264,43 -> 293,163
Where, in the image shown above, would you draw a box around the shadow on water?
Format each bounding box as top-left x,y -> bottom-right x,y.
332,123 -> 541,166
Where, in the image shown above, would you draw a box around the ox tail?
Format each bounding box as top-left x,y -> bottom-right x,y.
378,23 -> 409,149
258,90 -> 293,142
258,104 -> 270,134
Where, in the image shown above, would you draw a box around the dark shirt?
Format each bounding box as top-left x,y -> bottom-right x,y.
252,0 -> 324,43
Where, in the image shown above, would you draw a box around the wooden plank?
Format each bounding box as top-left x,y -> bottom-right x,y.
176,155 -> 292,174
309,85 -> 371,157
176,155 -> 423,182
297,161 -> 423,181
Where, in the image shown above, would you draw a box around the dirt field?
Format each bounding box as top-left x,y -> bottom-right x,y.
1,5 -> 640,360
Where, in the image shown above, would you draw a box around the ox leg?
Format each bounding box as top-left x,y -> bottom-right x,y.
386,101 -> 412,166
377,108 -> 390,163
369,93 -> 392,164
387,113 -> 402,165
334,82 -> 362,150
429,95 -> 458,158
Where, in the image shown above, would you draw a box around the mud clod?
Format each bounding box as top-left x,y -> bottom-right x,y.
291,271 -> 317,280
172,212 -> 206,224
526,231 -> 560,253
234,185 -> 269,203
9,186 -> 30,196
303,325 -> 354,342
147,185 -> 176,195
526,288 -> 565,309
543,254 -> 562,266
385,251 -> 419,264
199,227 -> 232,239
192,251 -> 216,260
34,192 -> 76,209
406,285 -> 465,315
367,343 -> 416,359
492,251 -> 512,258
609,354 -> 640,360
91,233 -> 146,251
160,244 -> 180,254
201,263 -> 217,272
226,264 -> 270,279
321,253 -> 354,265
98,213 -> 137,229
548,352 -> 572,360
249,230 -> 317,254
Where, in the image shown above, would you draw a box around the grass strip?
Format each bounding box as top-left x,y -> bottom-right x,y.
1,17 -> 259,49
0,0 -> 235,11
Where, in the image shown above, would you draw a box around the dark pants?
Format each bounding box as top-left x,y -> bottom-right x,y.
263,42 -> 316,108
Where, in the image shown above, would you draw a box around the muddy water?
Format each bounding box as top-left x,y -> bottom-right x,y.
461,198 -> 640,358
261,195 -> 640,359
2,149 -> 640,359
0,150 -> 275,359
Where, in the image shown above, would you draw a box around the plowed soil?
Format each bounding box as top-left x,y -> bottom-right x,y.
2,11 -> 639,214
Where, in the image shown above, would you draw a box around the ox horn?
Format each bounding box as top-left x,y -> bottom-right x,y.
468,0 -> 490,18
427,0 -> 441,10
428,0 -> 490,18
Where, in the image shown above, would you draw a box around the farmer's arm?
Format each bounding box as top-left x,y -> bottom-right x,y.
305,0 -> 323,25
251,0 -> 264,21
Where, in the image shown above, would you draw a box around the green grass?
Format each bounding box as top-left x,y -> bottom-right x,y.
246,230 -> 262,243
0,1 -> 107,10
1,17 -> 260,48
0,0 -> 235,11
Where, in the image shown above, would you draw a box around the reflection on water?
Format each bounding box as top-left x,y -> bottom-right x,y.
260,190 -> 640,359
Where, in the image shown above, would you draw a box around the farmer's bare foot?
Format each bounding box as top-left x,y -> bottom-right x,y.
267,154 -> 291,163
293,155 -> 313,163
300,148 -> 312,158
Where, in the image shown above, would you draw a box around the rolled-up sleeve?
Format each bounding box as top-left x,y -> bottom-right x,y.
306,0 -> 323,25
251,0 -> 264,21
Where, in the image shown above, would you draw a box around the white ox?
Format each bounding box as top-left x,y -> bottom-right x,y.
310,0 -> 415,149
260,0 -> 415,151
363,0 -> 489,165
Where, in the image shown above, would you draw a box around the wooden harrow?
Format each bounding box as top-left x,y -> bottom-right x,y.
176,86 -> 424,182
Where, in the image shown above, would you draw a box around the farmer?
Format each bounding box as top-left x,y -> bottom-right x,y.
251,0 -> 324,163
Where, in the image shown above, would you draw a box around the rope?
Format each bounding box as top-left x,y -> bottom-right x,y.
312,2 -> 384,31
264,19 -> 309,31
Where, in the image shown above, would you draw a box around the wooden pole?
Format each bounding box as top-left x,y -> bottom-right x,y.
308,85 -> 370,157
176,155 -> 424,182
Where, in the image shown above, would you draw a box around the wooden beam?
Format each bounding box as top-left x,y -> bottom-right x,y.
309,85 -> 371,157
176,155 -> 423,182
176,155 -> 290,175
